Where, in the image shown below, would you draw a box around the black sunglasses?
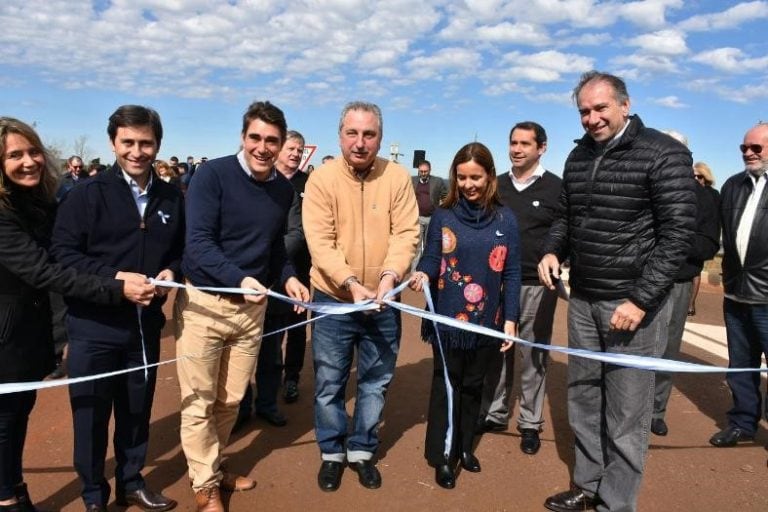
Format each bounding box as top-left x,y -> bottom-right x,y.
740,144 -> 763,154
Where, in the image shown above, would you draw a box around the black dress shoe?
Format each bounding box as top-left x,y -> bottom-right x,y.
350,460 -> 382,489
651,418 -> 668,436
14,483 -> 39,512
256,409 -> 287,427
283,380 -> 299,403
478,419 -> 507,434
519,428 -> 541,454
434,464 -> 455,489
709,426 -> 754,447
317,461 -> 344,492
544,488 -> 600,512
116,488 -> 177,511
460,452 -> 481,473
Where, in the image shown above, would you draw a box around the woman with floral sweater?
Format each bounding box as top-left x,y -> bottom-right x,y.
409,142 -> 521,489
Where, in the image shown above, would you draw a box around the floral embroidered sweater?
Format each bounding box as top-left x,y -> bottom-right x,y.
417,197 -> 521,348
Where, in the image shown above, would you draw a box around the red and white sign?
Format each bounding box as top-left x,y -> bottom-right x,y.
300,145 -> 317,171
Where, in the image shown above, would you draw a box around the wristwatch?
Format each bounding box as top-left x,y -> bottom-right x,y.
342,276 -> 360,291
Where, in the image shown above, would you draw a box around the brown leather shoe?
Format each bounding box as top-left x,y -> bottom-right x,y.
194,486 -> 223,512
220,472 -> 256,492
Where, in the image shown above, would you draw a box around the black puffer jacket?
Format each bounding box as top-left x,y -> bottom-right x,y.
542,115 -> 696,312
721,172 -> 768,301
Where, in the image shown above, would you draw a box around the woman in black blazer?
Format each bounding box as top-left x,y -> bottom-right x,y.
0,118 -> 153,512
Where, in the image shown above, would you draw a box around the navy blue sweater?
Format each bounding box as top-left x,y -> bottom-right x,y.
182,155 -> 295,289
51,165 -> 185,337
418,198 -> 521,348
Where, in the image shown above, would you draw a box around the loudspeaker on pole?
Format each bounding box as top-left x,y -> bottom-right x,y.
413,150 -> 426,168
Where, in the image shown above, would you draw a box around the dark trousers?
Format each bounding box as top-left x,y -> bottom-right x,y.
68,328 -> 160,507
241,313 -> 286,416
724,298 -> 768,434
0,391 -> 35,500
283,308 -> 308,384
425,342 -> 495,466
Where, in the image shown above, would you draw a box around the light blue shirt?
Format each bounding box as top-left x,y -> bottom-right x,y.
121,169 -> 153,218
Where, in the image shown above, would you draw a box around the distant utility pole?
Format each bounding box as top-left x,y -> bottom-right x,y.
389,142 -> 403,163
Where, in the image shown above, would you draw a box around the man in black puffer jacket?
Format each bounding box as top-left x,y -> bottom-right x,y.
538,71 -> 696,512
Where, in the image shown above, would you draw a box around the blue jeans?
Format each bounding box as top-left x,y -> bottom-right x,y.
723,298 -> 768,435
568,294 -> 669,512
311,291 -> 400,462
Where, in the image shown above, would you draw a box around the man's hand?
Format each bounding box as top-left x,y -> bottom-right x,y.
116,271 -> 154,306
284,277 -> 310,314
376,273 -> 397,303
350,280 -> 377,305
537,253 -> 561,290
153,269 -> 175,297
408,271 -> 428,292
610,300 -> 646,332
500,320 -> 518,352
240,276 -> 267,305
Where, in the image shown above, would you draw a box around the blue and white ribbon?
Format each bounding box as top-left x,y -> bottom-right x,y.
2,280 -> 766,397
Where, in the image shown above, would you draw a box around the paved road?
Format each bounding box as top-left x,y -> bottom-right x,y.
20,285 -> 768,511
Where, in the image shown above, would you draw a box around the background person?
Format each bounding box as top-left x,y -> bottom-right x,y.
0,117 -> 149,512
411,159 -> 447,269
688,161 -> 721,316
709,123 -> 768,451
651,134 -> 720,437
478,121 -> 562,456
409,142 -> 520,490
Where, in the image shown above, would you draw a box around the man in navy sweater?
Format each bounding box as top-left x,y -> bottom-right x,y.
479,121 -> 562,455
51,105 -> 184,512
174,101 -> 309,512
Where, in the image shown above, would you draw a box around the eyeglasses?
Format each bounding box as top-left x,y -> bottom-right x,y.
740,144 -> 763,154
693,174 -> 705,181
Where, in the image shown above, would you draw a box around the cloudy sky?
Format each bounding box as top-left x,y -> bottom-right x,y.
1,0 -> 765,185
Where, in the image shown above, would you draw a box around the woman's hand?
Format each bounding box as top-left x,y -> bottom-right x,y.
500,320 -> 518,352
408,271 -> 429,292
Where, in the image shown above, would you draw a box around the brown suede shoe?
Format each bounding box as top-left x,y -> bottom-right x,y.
194,486 -> 224,512
221,472 -> 256,492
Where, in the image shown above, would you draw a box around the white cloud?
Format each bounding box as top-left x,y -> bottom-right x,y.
524,91 -> 574,105
691,48 -> 768,73
627,29 -> 688,56
679,1 -> 768,31
612,53 -> 679,73
618,0 -> 684,29
406,48 -> 482,80
495,50 -> 595,82
651,95 -> 688,108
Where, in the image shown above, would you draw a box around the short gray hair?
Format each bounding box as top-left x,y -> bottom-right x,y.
572,71 -> 630,105
338,101 -> 383,136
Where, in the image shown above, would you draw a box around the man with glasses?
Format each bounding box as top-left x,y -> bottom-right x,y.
710,122 -> 768,450
56,155 -> 86,202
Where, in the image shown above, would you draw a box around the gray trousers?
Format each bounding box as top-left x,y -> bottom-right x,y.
480,285 -> 558,430
653,281 -> 692,420
568,294 -> 669,512
413,216 -> 431,271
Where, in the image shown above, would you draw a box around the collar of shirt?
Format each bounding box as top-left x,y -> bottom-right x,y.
419,176 -> 430,184
120,168 -> 153,216
601,118 -> 632,152
237,150 -> 276,182
509,163 -> 545,186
